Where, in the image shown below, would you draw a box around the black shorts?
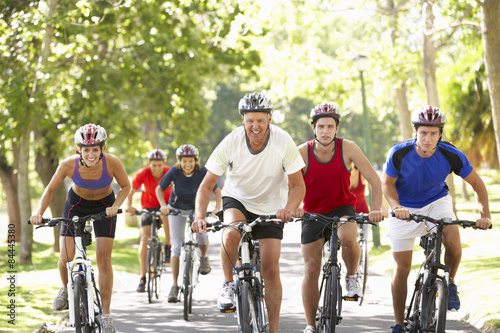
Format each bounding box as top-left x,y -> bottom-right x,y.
61,188 -> 117,238
221,196 -> 284,240
140,206 -> 163,228
301,205 -> 356,245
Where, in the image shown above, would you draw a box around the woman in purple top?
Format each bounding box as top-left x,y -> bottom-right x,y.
30,123 -> 130,332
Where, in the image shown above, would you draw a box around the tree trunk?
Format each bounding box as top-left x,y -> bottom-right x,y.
0,153 -> 21,242
18,129 -> 33,265
421,0 -> 456,212
35,130 -> 65,252
480,0 -> 500,167
396,81 -> 412,139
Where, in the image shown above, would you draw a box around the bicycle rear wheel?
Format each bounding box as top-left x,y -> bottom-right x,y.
405,275 -> 422,333
183,250 -> 193,321
421,278 -> 447,333
357,237 -> 369,306
74,275 -> 91,333
146,244 -> 154,303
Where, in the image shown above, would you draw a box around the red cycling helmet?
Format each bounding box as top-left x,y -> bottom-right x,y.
412,106 -> 446,128
176,144 -> 199,159
147,149 -> 166,161
74,123 -> 107,147
310,103 -> 341,125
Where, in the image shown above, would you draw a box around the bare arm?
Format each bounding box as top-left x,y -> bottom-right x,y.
463,169 -> 492,229
381,172 -> 409,219
106,154 -> 131,216
212,186 -> 222,214
193,171 -> 219,233
155,184 -> 169,215
126,187 -> 138,213
277,170 -> 305,222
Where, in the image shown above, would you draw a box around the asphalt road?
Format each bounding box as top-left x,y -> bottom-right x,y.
60,221 -> 481,333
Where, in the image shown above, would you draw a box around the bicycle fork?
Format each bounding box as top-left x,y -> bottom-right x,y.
67,258 -> 95,327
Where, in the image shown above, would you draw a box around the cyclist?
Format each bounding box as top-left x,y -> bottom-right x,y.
156,144 -> 222,303
382,106 -> 492,333
296,103 -> 383,333
192,92 -> 306,333
127,149 -> 173,293
29,123 -> 130,333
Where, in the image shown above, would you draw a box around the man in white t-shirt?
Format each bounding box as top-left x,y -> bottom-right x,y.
193,92 -> 305,333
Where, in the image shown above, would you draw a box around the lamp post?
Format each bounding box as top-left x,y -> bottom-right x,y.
353,55 -> 380,246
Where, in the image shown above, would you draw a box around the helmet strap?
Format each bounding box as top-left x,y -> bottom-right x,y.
314,133 -> 336,147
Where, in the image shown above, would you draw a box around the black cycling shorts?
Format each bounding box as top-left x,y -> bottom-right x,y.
140,206 -> 163,228
301,205 -> 356,245
61,188 -> 117,238
221,196 -> 284,240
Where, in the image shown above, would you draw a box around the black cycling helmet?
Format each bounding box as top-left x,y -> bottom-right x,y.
412,106 -> 446,128
310,103 -> 341,125
238,93 -> 273,115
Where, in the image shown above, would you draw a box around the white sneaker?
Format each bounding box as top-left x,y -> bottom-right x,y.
217,281 -> 235,310
346,275 -> 362,297
52,286 -> 68,310
100,314 -> 117,333
304,325 -> 317,333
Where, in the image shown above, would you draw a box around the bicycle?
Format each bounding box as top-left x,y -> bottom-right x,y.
170,209 -> 213,321
403,214 -> 491,333
134,209 -> 165,303
29,209 -> 122,333
300,212 -> 375,333
207,215 -> 282,333
356,223 -> 370,306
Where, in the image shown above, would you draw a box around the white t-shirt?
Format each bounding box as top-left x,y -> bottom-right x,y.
205,124 -> 305,215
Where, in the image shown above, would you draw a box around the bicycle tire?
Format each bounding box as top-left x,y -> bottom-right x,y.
239,281 -> 253,333
421,278 -> 447,333
146,245 -> 154,303
183,250 -> 193,321
74,275 -> 91,333
154,243 -> 161,299
405,276 -> 422,333
317,267 -> 334,333
357,238 -> 369,306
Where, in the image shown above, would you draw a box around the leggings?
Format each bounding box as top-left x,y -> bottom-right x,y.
168,208 -> 208,257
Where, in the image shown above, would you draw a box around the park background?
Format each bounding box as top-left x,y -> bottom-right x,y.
0,0 -> 499,332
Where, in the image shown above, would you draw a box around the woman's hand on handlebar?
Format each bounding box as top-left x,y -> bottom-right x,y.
106,206 -> 120,217
29,214 -> 44,226
160,205 -> 170,216
127,207 -> 137,214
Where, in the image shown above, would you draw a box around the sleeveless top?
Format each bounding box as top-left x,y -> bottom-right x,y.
350,172 -> 369,213
302,138 -> 356,214
72,154 -> 113,190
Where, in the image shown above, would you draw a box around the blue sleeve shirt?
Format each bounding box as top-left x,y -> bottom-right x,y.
158,166 -> 216,210
383,140 -> 473,208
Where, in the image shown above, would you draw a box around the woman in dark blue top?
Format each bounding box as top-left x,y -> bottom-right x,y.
156,144 -> 221,303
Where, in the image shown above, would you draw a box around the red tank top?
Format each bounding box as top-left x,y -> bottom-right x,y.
302,138 -> 356,214
350,172 -> 369,213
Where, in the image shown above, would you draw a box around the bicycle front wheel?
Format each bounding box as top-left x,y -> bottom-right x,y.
404,275 -> 422,333
183,250 -> 193,321
421,278 -> 447,333
146,245 -> 154,303
154,243 -> 162,299
240,281 -> 259,333
74,275 -> 91,333
357,238 -> 369,306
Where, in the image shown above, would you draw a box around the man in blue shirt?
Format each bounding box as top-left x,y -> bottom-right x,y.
382,106 -> 492,333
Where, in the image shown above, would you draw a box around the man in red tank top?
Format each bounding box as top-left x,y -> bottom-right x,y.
296,103 -> 384,333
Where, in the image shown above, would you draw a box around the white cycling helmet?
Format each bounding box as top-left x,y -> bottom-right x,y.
75,123 -> 107,147
147,149 -> 166,161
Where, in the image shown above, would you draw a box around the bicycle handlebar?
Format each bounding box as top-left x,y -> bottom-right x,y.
133,209 -> 166,217
300,212 -> 378,226
28,209 -> 123,228
393,213 -> 492,230
207,215 -> 286,232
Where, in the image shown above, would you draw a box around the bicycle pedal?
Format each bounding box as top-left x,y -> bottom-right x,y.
220,307 -> 236,313
343,295 -> 359,302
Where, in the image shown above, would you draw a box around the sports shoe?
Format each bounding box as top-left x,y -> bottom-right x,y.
303,325 -> 317,333
448,282 -> 460,311
168,285 -> 180,303
199,256 -> 211,275
217,281 -> 235,310
391,324 -> 404,333
53,286 -> 68,310
100,314 -> 117,333
136,276 -> 146,293
164,245 -> 171,263
346,275 -> 362,297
